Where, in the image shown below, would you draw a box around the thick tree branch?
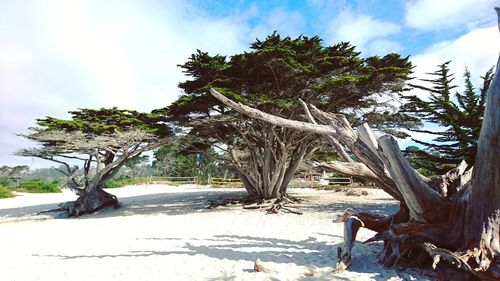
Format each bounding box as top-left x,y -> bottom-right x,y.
210,89 -> 337,136
317,161 -> 378,179
299,98 -> 354,162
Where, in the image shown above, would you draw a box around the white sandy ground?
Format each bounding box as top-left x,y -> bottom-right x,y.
0,185 -> 437,281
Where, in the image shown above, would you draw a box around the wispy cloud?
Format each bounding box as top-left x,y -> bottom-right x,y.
0,0 -> 251,167
325,11 -> 402,55
250,7 -> 307,39
404,0 -> 497,31
411,26 -> 499,88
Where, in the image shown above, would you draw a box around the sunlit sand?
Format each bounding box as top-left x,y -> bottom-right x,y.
0,185 -> 433,280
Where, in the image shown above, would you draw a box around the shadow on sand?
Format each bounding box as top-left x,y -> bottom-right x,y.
36,233 -> 418,280
0,188 -> 400,224
0,188 -> 248,221
15,188 -> 428,280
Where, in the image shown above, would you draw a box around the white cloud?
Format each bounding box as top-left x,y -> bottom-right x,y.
326,11 -> 402,55
0,0 -> 252,168
248,7 -> 306,40
403,25 -> 499,148
404,0 -> 497,31
411,25 -> 499,88
368,40 -> 403,55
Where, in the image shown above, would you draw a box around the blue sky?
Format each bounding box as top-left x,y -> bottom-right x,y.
0,0 -> 499,169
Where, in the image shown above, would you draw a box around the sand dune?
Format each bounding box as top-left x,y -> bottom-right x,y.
0,185 -> 435,280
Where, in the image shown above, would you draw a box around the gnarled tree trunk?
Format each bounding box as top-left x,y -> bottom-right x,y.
208,9 -> 500,277
45,135 -> 166,217
57,162 -> 123,217
59,183 -> 119,217
228,122 -> 317,200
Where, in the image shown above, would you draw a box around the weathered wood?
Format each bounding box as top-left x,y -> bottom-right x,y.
317,161 -> 379,180
464,7 -> 500,246
211,88 -> 404,201
254,258 -> 278,273
352,125 -> 403,201
335,208 -> 395,273
426,160 -> 468,197
58,187 -> 119,217
210,89 -> 337,136
357,123 -> 379,155
299,98 -> 354,162
335,216 -> 364,273
378,135 -> 448,223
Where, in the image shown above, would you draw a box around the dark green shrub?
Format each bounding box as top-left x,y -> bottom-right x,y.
0,177 -> 12,186
0,184 -> 14,198
17,179 -> 62,193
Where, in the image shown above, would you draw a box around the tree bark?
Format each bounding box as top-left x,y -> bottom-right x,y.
227,118 -> 316,201
58,184 -> 119,217
378,136 -> 449,223
464,32 -> 500,247
211,88 -> 404,201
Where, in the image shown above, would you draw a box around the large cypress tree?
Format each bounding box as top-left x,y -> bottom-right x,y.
160,33 -> 415,200
403,62 -> 494,173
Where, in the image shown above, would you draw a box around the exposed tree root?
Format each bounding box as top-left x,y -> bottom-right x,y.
254,258 -> 316,277
336,208 -> 500,280
266,202 -> 303,215
207,196 -> 259,209
265,195 -> 303,215
38,187 -> 119,217
208,194 -> 303,215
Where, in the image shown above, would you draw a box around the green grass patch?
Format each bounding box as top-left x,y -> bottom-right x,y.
17,179 -> 62,193
0,184 -> 15,198
104,177 -> 150,188
322,185 -> 345,191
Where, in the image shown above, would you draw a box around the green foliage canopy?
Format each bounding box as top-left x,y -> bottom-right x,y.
36,107 -> 170,136
167,33 -> 414,124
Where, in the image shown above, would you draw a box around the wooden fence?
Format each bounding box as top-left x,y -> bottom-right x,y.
208,177 -> 242,188
147,176 -> 198,186
144,175 -> 355,188
288,176 -> 355,188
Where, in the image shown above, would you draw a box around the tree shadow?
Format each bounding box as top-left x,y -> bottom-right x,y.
290,189 -> 399,216
39,235 -> 338,265
0,188 -> 248,221
299,199 -> 399,218
1,187 -> 400,222
0,202 -> 68,221
89,189 -> 248,219
37,234 -> 421,280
